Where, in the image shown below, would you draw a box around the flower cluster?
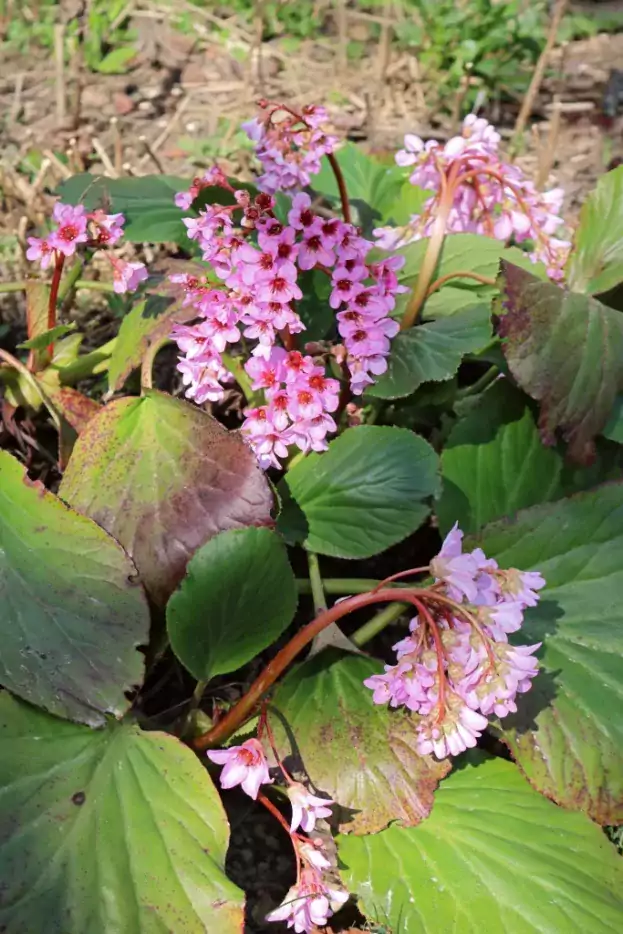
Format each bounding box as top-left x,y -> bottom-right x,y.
207,736 -> 346,933
26,202 -> 148,293
375,114 -> 571,281
364,524 -> 545,759
242,102 -> 338,194
171,182 -> 402,468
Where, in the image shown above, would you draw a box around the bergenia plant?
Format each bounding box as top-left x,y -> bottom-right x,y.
0,99 -> 622,934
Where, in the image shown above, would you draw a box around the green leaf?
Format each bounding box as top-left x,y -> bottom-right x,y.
380,179 -> 431,226
0,694 -> 244,933
60,390 -> 273,606
603,394 -> 623,443
58,173 -> 190,244
107,294 -> 188,391
295,269 -> 334,342
0,450 -> 149,726
270,650 -> 450,834
423,286 -> 488,319
167,528 -> 297,681
311,142 -> 403,232
438,380 -> 564,533
498,260 -> 623,462
339,754 -> 623,934
95,44 -> 137,74
367,304 -> 492,400
285,426 -> 440,558
472,483 -> 623,824
567,165 -> 623,294
19,323 -> 76,350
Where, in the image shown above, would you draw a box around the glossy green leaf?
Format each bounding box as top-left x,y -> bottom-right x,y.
339,755 -> 623,934
58,173 -> 190,243
498,260 -> 623,462
167,528 -> 297,681
295,269 -> 334,342
60,390 -> 273,605
438,380 -> 564,533
0,450 -> 148,726
285,426 -> 440,558
567,165 -> 623,294
270,650 -> 450,834
0,694 -> 244,933
381,179 -> 431,226
473,483 -> 623,823
368,304 -> 492,399
312,142 -> 403,217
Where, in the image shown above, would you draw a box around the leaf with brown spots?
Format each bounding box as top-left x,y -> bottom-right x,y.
470,483 -> 623,825
497,260 -> 623,463
269,649 -> 450,835
0,449 -> 149,726
0,693 -> 245,933
44,385 -> 101,433
59,390 -> 274,606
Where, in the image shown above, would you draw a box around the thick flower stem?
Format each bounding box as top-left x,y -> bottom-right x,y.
47,253 -> 65,333
400,186 -> 454,330
326,151 -> 352,224
192,587 -> 425,751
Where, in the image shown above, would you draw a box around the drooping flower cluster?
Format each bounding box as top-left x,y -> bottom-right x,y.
374,114 -> 571,281
208,736 -> 346,933
364,524 -> 545,759
26,201 -> 148,293
242,102 -> 339,194
171,179 -> 402,468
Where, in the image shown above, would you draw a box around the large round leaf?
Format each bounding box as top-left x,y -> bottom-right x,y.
339,754 -> 623,934
60,390 -> 273,606
472,483 -> 623,824
285,426 -> 440,558
167,527 -> 297,681
0,450 -> 149,726
438,381 -> 564,534
269,649 -> 450,834
0,693 -> 244,933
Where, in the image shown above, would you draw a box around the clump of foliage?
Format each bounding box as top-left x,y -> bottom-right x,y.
0,98 -> 623,933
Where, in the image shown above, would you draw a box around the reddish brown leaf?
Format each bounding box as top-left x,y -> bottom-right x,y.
59,390 -> 274,605
497,260 -> 623,463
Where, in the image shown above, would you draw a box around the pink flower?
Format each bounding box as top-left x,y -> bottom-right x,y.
256,261 -> 302,304
429,523 -> 480,603
26,235 -> 55,269
265,868 -> 348,933
297,230 -> 335,270
110,259 -> 148,294
48,203 -> 88,256
375,115 -> 569,283
287,782 -> 333,833
89,210 -> 125,245
207,738 -> 272,800
288,193 -> 319,232
244,104 -> 338,194
416,694 -> 489,758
